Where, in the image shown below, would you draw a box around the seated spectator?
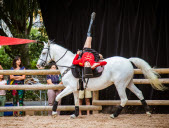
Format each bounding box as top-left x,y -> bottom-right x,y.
10,56 -> 26,117
0,65 -> 7,117
47,64 -> 62,116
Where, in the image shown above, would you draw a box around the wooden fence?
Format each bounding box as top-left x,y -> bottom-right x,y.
0,69 -> 169,112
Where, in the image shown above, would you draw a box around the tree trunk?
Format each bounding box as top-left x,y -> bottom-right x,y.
21,44 -> 30,68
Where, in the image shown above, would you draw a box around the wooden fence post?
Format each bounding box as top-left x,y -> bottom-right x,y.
92,91 -> 99,114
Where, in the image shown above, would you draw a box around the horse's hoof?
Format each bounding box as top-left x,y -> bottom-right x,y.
52,111 -> 57,117
110,114 -> 115,119
146,111 -> 151,117
70,114 -> 76,119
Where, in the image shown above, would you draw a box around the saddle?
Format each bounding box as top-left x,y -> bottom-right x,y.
71,65 -> 104,79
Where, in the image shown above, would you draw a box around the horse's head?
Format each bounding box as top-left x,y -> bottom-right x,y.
36,41 -> 53,69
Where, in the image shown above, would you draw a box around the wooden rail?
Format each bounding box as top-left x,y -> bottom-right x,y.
0,79 -> 168,90
134,68 -> 169,74
0,68 -> 169,75
0,84 -> 65,90
0,105 -> 102,112
0,70 -> 60,75
92,100 -> 169,106
133,79 -> 169,84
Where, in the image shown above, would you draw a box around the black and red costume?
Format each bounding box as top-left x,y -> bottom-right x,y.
72,51 -> 107,68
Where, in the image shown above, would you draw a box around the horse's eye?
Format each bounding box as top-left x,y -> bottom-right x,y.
42,52 -> 46,55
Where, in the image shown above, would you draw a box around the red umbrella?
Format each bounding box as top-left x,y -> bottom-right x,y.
0,36 -> 37,46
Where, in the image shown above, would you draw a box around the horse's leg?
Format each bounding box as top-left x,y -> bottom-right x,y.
127,81 -> 151,116
70,91 -> 80,118
52,86 -> 73,115
110,84 -> 128,118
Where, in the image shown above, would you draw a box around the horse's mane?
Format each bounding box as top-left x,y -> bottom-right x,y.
49,40 -> 66,49
49,40 -> 56,44
49,40 -> 74,55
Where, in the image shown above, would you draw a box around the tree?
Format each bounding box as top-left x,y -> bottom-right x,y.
0,25 -> 48,69
0,0 -> 41,68
0,46 -> 12,69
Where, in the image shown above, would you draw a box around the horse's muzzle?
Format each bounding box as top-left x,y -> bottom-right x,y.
36,64 -> 44,69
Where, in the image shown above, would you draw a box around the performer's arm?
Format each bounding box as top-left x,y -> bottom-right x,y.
72,52 -> 81,65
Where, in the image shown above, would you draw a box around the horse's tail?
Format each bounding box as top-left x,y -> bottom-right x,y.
129,57 -> 168,91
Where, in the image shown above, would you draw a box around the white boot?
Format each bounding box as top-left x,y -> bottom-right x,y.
52,111 -> 57,116
110,114 -> 115,119
70,114 -> 76,119
146,111 -> 152,117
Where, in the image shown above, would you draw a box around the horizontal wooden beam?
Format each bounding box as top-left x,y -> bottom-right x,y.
92,100 -> 169,106
133,78 -> 169,84
134,68 -> 169,74
0,68 -> 169,75
0,70 -> 60,75
0,79 -> 168,90
0,105 -> 102,112
0,84 -> 65,90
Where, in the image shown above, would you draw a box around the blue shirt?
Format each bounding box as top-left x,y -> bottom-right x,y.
11,66 -> 25,84
46,75 -> 61,84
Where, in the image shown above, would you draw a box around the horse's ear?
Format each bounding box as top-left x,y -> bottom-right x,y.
43,41 -> 47,46
48,40 -> 50,46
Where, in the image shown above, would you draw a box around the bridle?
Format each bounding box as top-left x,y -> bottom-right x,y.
39,46 -> 52,67
39,44 -> 68,67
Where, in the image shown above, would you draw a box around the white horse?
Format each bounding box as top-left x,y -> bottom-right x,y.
37,41 -> 166,118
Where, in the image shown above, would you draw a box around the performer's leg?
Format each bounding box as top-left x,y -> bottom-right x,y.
83,37 -> 92,49
84,12 -> 95,49
91,63 -> 100,69
91,61 -> 107,69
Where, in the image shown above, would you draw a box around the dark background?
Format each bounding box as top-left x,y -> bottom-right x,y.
39,0 -> 169,114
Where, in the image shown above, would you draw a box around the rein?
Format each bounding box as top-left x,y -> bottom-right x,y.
54,50 -> 75,69
55,50 -> 68,64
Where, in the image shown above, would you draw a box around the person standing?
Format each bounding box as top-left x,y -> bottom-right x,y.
47,64 -> 62,115
10,56 -> 26,116
0,63 -> 3,70
79,89 -> 92,115
0,64 -> 7,117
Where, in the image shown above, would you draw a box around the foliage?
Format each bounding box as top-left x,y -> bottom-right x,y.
6,90 -> 47,101
0,0 -> 39,36
1,25 -> 47,69
0,0 -> 48,68
0,47 -> 12,69
29,25 -> 48,69
5,75 -> 48,101
0,0 -> 49,101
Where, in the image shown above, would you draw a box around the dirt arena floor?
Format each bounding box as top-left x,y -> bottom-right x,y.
0,114 -> 169,128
